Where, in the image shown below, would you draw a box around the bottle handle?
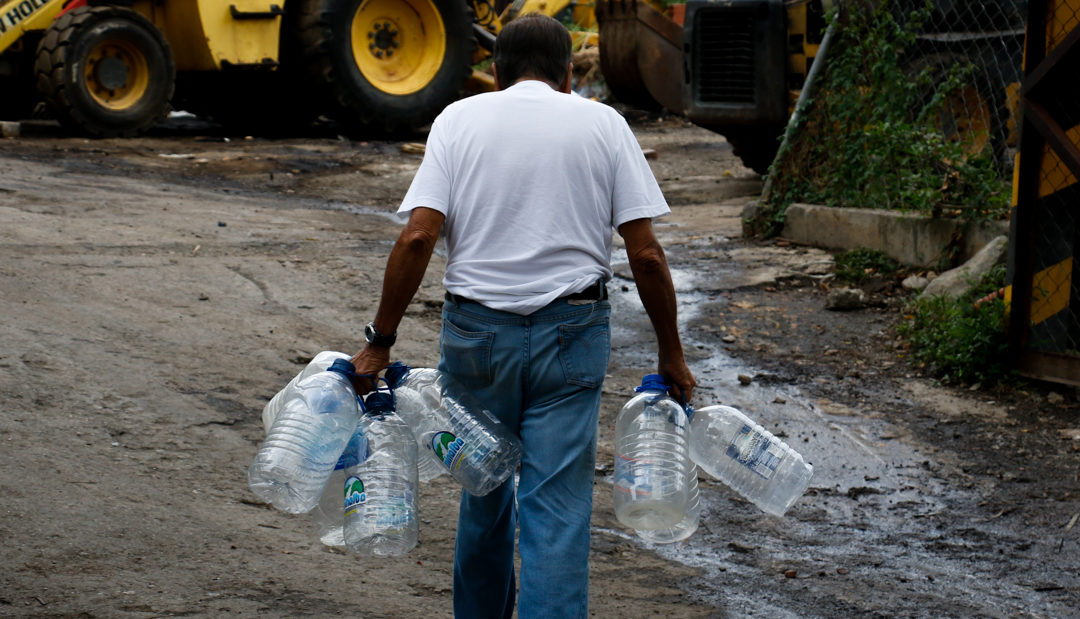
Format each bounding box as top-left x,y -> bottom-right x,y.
358,376 -> 395,414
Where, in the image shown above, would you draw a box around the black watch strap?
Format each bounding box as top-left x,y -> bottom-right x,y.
365,321 -> 397,347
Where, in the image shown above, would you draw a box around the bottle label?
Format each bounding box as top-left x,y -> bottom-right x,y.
432,431 -> 469,471
375,488 -> 414,530
343,476 -> 367,516
726,425 -> 784,479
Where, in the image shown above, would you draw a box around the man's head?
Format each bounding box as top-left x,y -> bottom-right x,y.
492,14 -> 572,91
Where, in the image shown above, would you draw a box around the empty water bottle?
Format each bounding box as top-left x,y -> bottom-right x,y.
689,404 -> 813,516
613,375 -> 691,531
636,463 -> 701,544
262,351 -> 350,434
311,469 -> 347,547
309,429 -> 368,547
381,364 -> 446,483
384,363 -> 522,496
343,388 -> 419,556
248,358 -> 360,514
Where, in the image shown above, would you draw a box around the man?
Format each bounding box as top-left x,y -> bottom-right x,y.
350,13 -> 695,618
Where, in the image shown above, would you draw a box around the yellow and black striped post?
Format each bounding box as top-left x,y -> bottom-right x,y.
1008,0 -> 1080,384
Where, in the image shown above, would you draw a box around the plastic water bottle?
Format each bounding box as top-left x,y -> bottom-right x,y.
343,389 -> 419,556
262,351 -> 350,434
689,404 -> 813,516
311,469 -> 347,546
381,364 -> 446,483
248,358 -> 360,513
384,363 -> 522,496
309,429 -> 367,547
613,375 -> 691,531
636,464 -> 701,544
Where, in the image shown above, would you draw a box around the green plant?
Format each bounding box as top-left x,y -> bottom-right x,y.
756,0 -> 1012,236
834,248 -> 901,284
897,264 -> 1013,384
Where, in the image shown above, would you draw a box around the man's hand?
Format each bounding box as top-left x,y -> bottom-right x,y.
659,356 -> 696,407
349,345 -> 390,395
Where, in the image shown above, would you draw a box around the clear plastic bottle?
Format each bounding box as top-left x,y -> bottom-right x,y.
689,404 -> 813,517
262,351 -> 350,434
636,463 -> 701,544
343,389 -> 419,556
382,365 -> 446,483
384,363 -> 522,496
248,358 -> 360,514
309,429 -> 368,547
613,374 -> 691,531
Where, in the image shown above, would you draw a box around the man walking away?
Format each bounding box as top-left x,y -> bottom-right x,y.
350,13 -> 696,618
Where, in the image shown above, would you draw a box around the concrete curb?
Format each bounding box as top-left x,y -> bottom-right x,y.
778,203 -> 1009,267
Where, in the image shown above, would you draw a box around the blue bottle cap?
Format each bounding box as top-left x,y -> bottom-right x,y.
383,361 -> 413,388
635,374 -> 668,392
361,389 -> 395,415
327,358 -> 357,377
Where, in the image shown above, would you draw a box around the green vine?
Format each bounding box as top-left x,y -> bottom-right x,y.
757,0 -> 1011,237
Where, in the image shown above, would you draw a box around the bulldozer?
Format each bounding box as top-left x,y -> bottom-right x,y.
596,0 -> 1025,174
0,0 -> 596,137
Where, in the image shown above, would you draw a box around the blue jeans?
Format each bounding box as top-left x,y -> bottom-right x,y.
440,295 -> 611,619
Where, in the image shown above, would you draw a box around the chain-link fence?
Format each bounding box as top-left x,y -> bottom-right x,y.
893,0 -> 1027,173
761,0 -> 1025,239
1007,0 -> 1080,385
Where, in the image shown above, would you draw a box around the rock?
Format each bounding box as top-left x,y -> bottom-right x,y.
902,275 -> 931,291
722,335 -> 737,343
0,121 -> 20,138
825,287 -> 866,310
921,235 -> 1008,300
737,374 -> 752,385
1048,392 -> 1065,404
728,541 -> 754,553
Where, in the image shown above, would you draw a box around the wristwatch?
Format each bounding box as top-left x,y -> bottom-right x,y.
364,321 -> 397,348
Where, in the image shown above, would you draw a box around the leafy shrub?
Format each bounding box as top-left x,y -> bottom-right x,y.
897,264 -> 1013,384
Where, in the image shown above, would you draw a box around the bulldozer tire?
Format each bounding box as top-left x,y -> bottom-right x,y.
34,6 -> 175,138
725,127 -> 784,176
902,50 -> 1005,169
295,0 -> 475,134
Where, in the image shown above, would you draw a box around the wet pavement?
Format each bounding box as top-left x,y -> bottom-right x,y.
603,235 -> 1080,618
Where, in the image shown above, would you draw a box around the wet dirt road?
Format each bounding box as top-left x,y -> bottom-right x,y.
0,116 -> 1077,618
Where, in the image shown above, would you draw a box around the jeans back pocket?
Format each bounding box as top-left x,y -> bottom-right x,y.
558,319 -> 611,389
441,317 -> 495,388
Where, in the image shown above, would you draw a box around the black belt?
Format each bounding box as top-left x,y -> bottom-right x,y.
445,281 -> 608,306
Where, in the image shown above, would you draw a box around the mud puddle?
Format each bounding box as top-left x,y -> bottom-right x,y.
605,244 -> 1077,617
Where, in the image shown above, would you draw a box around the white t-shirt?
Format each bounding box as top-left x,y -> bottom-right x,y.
398,80 -> 670,315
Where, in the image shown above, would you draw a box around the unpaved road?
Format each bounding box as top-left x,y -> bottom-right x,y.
1,115 -> 1078,618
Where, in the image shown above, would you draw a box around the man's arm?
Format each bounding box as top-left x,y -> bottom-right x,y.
618,217 -> 696,404
350,206 -> 446,389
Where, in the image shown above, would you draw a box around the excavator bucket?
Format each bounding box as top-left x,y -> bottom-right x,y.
595,0 -> 684,114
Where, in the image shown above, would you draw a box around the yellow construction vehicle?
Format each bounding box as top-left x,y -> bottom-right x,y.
0,0 -> 596,137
